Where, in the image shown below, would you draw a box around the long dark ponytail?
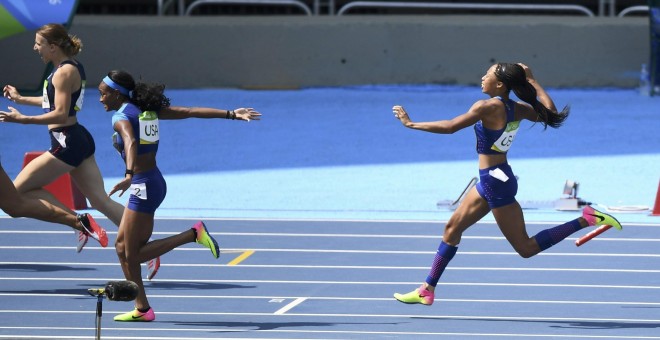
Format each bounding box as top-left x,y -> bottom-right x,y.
106,70 -> 171,112
495,63 -> 569,129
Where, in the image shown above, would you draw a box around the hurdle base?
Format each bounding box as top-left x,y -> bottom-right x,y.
22,151 -> 88,211
652,179 -> 660,216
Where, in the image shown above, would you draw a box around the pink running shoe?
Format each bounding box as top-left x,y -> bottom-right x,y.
114,307 -> 155,322
582,205 -> 622,230
192,221 -> 220,259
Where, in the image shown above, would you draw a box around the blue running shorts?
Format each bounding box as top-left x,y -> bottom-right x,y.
475,163 -> 518,209
127,167 -> 167,214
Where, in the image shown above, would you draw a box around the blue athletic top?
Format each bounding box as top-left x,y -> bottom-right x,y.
112,102 -> 160,161
42,60 -> 86,116
474,97 -> 520,154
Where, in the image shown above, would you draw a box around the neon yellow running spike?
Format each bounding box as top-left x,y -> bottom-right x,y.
582,205 -> 623,230
393,284 -> 435,305
113,308 -> 155,322
192,221 -> 220,259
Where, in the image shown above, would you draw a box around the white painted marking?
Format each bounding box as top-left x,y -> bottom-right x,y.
273,297 -> 307,315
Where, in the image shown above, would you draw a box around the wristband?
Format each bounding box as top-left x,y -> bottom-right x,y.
125,169 -> 134,177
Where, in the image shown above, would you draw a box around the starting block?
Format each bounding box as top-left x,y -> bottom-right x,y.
22,151 -> 88,210
437,177 -> 478,210
553,180 -> 588,211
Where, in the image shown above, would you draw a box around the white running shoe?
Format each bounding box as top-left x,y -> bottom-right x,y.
76,229 -> 88,253
147,256 -> 161,281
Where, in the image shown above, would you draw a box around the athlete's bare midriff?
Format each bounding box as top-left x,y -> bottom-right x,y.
478,153 -> 507,169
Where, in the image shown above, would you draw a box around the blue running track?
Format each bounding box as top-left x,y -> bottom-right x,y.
0,86 -> 659,339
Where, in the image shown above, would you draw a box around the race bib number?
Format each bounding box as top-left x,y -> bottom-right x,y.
41,79 -> 85,111
139,111 -> 159,144
74,81 -> 86,111
42,80 -> 50,110
130,183 -> 148,200
491,121 -> 520,153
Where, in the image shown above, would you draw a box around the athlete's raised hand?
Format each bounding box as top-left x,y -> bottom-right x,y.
2,85 -> 20,102
234,108 -> 261,122
517,63 -> 536,83
392,105 -> 411,126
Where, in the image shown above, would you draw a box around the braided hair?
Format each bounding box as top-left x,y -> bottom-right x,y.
495,63 -> 569,129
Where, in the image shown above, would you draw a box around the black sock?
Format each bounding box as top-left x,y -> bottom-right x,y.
76,214 -> 86,230
191,228 -> 198,241
138,307 -> 151,313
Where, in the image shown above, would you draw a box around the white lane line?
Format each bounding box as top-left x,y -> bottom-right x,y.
2,261 -> 660,273
1,310 -> 660,324
1,328 -> 660,340
3,229 -> 660,242
2,326 -> 659,339
1,277 -> 660,290
3,246 -> 660,258
3,214 -> 660,226
273,297 -> 307,315
2,293 -> 660,306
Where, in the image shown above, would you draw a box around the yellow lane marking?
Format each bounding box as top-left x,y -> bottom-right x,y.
227,250 -> 255,266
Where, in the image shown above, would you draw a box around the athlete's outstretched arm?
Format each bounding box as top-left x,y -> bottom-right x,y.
392,100 -> 489,134
158,106 -> 261,122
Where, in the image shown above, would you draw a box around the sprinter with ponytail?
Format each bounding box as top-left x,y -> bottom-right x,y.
391,63 -> 621,306
494,62 -> 569,129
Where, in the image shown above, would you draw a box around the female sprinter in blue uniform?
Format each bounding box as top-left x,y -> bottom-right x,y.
98,70 -> 260,321
392,63 -> 622,305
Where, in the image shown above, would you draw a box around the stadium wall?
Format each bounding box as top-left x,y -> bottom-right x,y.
1,15 -> 648,89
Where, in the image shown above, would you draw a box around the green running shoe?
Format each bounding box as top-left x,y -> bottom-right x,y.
114,307 -> 155,322
394,284 -> 435,305
582,205 -> 622,230
193,221 -> 220,259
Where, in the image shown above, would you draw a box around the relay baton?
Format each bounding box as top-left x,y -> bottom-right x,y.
575,224 -> 612,247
